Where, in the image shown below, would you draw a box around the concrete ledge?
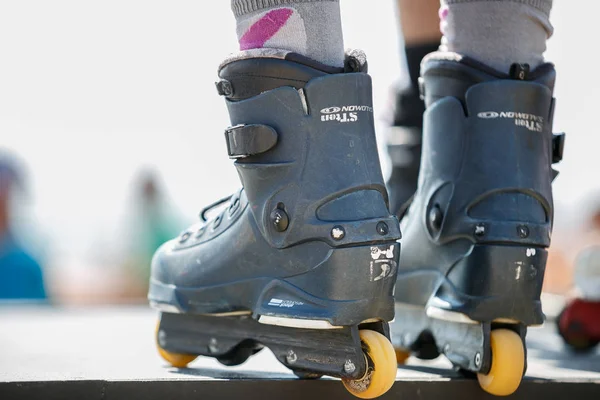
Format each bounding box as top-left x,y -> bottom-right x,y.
1,306 -> 599,399
3,379 -> 600,400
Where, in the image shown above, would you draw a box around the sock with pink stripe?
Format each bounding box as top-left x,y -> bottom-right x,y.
439,0 -> 554,73
231,0 -> 345,68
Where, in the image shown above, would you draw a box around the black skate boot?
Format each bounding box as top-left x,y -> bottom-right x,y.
148,51 -> 401,399
386,86 -> 424,217
391,52 -> 565,396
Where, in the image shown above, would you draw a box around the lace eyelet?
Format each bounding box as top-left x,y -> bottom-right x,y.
179,231 -> 191,243
212,215 -> 222,230
228,197 -> 240,216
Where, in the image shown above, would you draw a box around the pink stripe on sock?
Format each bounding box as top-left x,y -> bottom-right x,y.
438,6 -> 449,20
240,8 -> 294,50
439,6 -> 449,35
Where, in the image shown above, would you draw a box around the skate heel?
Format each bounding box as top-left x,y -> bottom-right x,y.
255,242 -> 400,328
427,244 -> 547,326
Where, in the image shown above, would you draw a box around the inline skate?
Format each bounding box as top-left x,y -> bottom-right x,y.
392,52 -> 565,396
148,50 -> 401,399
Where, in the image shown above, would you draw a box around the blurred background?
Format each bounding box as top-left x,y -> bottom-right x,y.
0,0 -> 596,306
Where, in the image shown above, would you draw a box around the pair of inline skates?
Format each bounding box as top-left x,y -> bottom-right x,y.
149,50 -> 565,398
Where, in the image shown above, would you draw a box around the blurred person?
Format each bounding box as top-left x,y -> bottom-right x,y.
122,170 -> 182,298
557,207 -> 600,352
45,170 -> 182,304
0,151 -> 46,300
149,0 -> 563,397
545,198 -> 600,297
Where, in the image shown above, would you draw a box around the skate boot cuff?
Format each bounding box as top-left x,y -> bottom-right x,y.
418,51 -> 557,111
216,49 -> 369,101
421,51 -> 555,81
418,51 -> 564,169
219,48 -> 367,73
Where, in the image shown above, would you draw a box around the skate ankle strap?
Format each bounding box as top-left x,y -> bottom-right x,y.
552,133 -> 565,164
225,124 -> 278,159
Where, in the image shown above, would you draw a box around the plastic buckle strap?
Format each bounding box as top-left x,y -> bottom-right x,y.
552,133 -> 565,164
224,124 -> 278,159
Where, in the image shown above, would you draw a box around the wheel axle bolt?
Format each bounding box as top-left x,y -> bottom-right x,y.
344,360 -> 356,374
286,350 -> 297,364
474,352 -> 482,368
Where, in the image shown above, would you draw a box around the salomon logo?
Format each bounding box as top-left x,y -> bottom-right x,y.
478,111 -> 499,119
320,104 -> 373,123
321,107 -> 341,114
477,110 -> 544,132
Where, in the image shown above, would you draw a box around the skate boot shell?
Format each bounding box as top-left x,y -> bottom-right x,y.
148,51 -> 400,399
392,53 -> 565,396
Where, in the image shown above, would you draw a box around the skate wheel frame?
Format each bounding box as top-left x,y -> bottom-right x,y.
155,322 -> 197,368
342,330 -> 397,399
477,329 -> 524,396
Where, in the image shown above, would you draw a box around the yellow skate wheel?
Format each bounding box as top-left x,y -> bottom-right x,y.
395,348 -> 410,365
157,346 -> 197,368
155,322 -> 197,368
477,329 -> 525,396
342,330 -> 397,399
